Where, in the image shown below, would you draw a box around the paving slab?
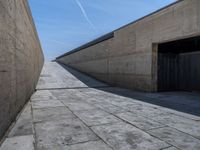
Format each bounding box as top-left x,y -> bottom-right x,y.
0,135 -> 34,150
94,102 -> 127,114
67,140 -> 113,150
32,99 -> 64,109
91,122 -> 169,150
2,62 -> 200,150
50,89 -> 84,101
147,127 -> 200,150
152,114 -> 200,139
116,112 -> 165,131
35,117 -> 98,150
98,87 -> 200,116
32,106 -> 75,123
126,104 -> 173,120
8,103 -> 33,137
31,90 -> 56,101
39,140 -> 112,150
62,101 -> 98,111
36,62 -> 109,90
74,109 -> 121,126
8,118 -> 33,138
158,107 -> 200,121
163,147 -> 179,150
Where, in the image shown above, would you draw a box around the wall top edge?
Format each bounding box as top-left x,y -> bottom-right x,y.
56,0 -> 183,60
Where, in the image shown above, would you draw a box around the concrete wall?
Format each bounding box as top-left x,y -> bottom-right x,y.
0,0 -> 44,139
57,0 -> 200,92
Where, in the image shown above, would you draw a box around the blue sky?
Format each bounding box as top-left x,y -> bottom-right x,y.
29,0 -> 176,61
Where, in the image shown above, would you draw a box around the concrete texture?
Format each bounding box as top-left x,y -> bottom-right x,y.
35,118 -> 99,149
0,0 -> 44,140
91,122 -> 169,150
36,63 -> 108,90
1,62 -> 200,150
56,0 -> 200,92
147,127 -> 200,150
8,103 -> 33,137
0,135 -> 35,150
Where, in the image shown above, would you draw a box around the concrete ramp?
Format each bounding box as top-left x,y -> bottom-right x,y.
1,62 -> 200,150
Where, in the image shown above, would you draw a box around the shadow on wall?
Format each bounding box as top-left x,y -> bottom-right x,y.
58,62 -> 200,116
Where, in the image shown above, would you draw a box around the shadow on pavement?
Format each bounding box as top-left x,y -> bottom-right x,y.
58,62 -> 200,116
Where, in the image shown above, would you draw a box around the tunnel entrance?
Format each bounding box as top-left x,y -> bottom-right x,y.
157,36 -> 200,91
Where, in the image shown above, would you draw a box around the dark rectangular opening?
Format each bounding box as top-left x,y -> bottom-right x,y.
157,36 -> 200,91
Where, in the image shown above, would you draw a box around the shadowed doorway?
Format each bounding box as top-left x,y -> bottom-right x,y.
158,36 -> 200,91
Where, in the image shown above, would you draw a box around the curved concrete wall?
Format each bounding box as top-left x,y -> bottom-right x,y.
57,0 -> 200,92
0,0 -> 44,139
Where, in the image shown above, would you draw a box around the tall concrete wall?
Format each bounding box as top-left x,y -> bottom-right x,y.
57,0 -> 200,92
0,0 -> 44,139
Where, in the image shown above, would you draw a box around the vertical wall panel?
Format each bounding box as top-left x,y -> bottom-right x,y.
0,0 -> 44,139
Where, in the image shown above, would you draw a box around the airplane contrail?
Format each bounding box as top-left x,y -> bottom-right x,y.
74,0 -> 97,32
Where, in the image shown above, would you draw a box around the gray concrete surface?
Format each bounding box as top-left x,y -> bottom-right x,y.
0,62 -> 200,150
0,0 -> 44,139
57,0 -> 200,92
0,135 -> 35,150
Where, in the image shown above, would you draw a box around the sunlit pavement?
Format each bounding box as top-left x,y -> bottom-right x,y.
1,62 -> 200,150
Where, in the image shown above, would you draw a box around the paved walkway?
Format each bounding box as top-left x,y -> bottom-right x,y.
1,62 -> 200,150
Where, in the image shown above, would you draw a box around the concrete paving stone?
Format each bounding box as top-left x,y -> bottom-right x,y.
116,112 -> 165,131
50,89 -> 83,101
51,89 -> 100,108
35,117 -> 98,149
36,81 -> 60,89
106,98 -> 145,110
31,90 -> 56,101
74,109 -> 121,126
77,92 -> 111,105
32,106 -> 75,122
76,89 -> 174,120
152,114 -> 200,139
76,88 -> 123,101
91,122 -> 169,150
106,88 -> 200,116
0,135 -> 34,150
115,102 -> 144,111
76,88 -> 102,96
67,140 -> 113,150
91,87 -> 200,119
58,64 -> 109,87
8,103 -> 33,137
79,90 -> 142,110
36,62 -> 109,90
94,103 -> 127,114
3,62 -> 200,150
158,107 -> 200,121
8,118 -> 33,137
62,101 -> 98,111
118,100 -> 158,111
126,98 -> 164,109
162,146 -> 179,150
20,103 -> 32,117
41,140 -> 112,150
110,100 -> 175,123
60,98 -> 87,104
147,127 -> 200,150
98,95 -> 130,105
32,99 -> 64,109
127,105 -> 172,120
84,98 -> 105,105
